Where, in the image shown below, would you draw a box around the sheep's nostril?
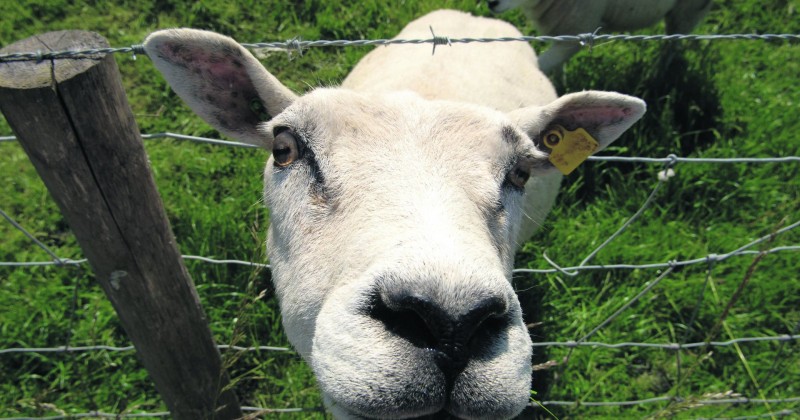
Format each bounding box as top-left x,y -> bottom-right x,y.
369,293 -> 438,350
368,289 -> 511,370
458,296 -> 508,339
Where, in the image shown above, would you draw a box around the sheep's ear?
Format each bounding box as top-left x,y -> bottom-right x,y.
510,91 -> 646,175
144,29 -> 297,148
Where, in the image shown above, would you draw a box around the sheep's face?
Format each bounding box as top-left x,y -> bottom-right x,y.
144,23 -> 644,420
264,88 -> 536,418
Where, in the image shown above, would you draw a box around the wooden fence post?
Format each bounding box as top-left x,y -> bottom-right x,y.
0,31 -> 243,419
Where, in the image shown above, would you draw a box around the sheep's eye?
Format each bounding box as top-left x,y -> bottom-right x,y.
506,157 -> 533,190
272,129 -> 303,167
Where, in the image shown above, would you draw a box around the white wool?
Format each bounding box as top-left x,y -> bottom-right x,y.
489,0 -> 713,73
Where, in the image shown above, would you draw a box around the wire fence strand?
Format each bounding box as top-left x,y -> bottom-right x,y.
4,132 -> 800,164
0,208 -> 65,265
1,32 -> 799,62
5,397 -> 797,419
4,131 -> 800,165
3,244 -> 798,270
539,396 -> 800,407
2,334 -> 797,355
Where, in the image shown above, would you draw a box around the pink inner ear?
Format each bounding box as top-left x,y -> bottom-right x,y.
564,106 -> 634,127
205,58 -> 249,87
157,41 -> 252,96
157,41 -> 203,65
153,39 -> 267,132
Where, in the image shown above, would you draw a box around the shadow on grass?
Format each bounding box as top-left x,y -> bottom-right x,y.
515,271 -> 554,419
516,44 -> 725,418
556,42 -> 725,205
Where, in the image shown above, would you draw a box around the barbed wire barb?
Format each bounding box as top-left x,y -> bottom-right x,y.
429,25 -> 451,55
579,27 -> 603,49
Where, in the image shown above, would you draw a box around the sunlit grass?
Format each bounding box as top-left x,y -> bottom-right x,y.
1,0 -> 798,418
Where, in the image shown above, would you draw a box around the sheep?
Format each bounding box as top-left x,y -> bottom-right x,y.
143,9 -> 645,419
487,0 -> 713,73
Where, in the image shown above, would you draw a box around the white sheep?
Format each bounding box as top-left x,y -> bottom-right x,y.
144,9 -> 644,419
488,0 -> 713,73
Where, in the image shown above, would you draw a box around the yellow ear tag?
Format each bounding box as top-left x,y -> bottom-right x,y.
543,125 -> 599,175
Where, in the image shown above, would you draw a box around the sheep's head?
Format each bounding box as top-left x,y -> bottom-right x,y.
144,27 -> 644,419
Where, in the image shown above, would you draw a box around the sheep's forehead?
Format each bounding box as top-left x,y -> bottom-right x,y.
275,88 -> 531,172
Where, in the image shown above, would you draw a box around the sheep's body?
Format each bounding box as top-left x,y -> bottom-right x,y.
489,0 -> 713,73
144,10 -> 645,419
343,11 -> 562,243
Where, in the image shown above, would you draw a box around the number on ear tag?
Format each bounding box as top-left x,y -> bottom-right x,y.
543,125 -> 599,175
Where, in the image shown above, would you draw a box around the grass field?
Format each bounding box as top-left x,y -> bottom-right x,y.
1,0 -> 798,418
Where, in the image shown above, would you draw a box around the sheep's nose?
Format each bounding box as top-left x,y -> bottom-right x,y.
369,286 -> 510,376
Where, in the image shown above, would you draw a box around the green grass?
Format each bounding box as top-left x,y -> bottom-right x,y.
1,0 -> 799,418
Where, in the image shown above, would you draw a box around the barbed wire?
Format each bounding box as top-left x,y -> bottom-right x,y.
1,32 -> 799,63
